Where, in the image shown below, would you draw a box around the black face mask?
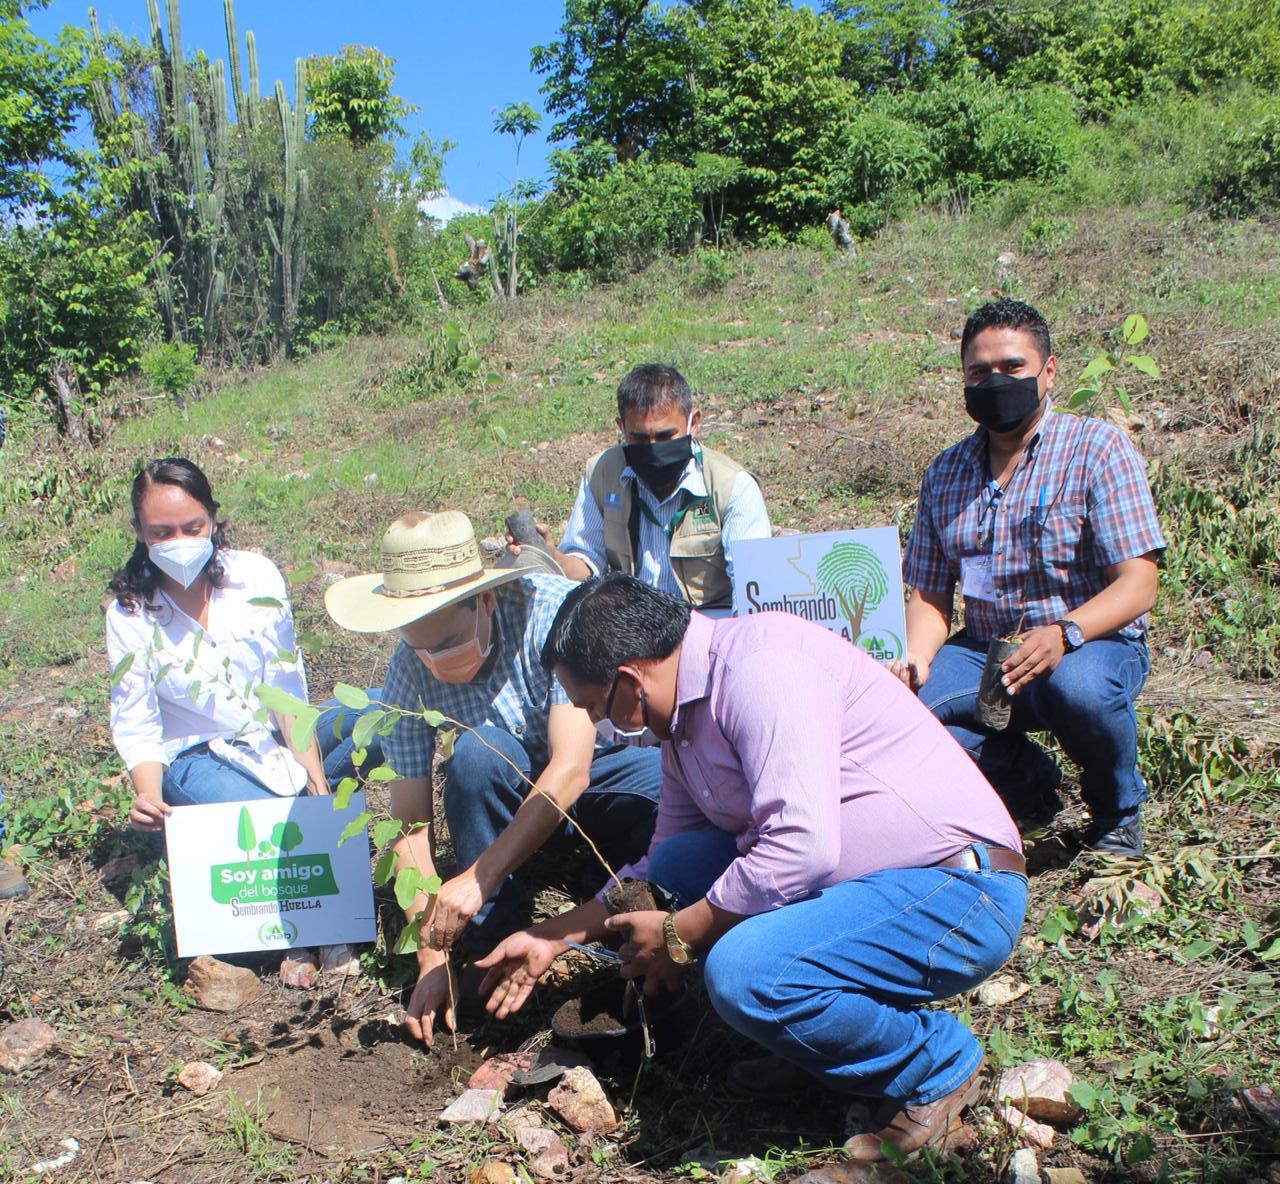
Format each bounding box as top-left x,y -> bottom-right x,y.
964,371 -> 1043,434
623,435 -> 694,490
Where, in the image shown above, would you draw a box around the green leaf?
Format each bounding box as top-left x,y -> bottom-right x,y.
332,777 -> 359,810
394,865 -> 423,910
1122,314 -> 1148,345
1067,1080 -> 1098,1110
421,709 -> 447,728
333,683 -> 370,710
186,679 -> 203,704
254,683 -> 312,717
352,708 -> 387,752
365,765 -> 398,782
372,818 -> 401,849
1115,385 -> 1131,413
392,914 -> 424,955
1078,354 -> 1115,383
1124,353 -> 1159,378
110,652 -> 135,687
286,563 -> 317,586
295,631 -> 327,654
1180,937 -> 1217,960
492,423 -> 509,446
338,811 -> 372,847
373,849 -> 398,886
1068,386 -> 1098,409
288,705 -> 320,753
423,873 -> 442,895
248,596 -> 284,608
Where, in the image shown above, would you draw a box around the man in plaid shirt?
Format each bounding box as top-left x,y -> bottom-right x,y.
326,511 -> 660,1047
896,300 -> 1164,856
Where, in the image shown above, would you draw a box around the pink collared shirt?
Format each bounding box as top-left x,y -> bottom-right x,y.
620,611 -> 1022,916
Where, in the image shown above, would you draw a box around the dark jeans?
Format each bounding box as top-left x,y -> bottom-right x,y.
919,633 -> 1151,823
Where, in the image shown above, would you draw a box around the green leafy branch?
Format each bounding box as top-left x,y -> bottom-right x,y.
1069,313 -> 1160,415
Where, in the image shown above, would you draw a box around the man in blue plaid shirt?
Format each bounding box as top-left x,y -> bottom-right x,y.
326,510 -> 660,1046
895,300 -> 1164,856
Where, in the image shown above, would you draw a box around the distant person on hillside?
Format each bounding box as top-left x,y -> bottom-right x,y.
507,363 -> 771,617
324,511 -> 661,1047
891,300 -> 1164,856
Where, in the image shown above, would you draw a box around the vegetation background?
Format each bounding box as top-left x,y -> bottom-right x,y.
0,0 -> 1277,1181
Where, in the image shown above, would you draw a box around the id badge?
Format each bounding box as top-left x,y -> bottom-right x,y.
960,554 -> 997,602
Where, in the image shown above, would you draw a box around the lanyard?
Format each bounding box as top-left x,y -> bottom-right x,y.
630,444 -> 716,541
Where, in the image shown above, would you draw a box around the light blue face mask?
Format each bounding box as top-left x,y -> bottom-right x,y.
149,535 -> 213,589
595,717 -> 660,748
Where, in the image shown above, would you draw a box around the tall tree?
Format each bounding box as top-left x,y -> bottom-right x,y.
823,0 -> 952,92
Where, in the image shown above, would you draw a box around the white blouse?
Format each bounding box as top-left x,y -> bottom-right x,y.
106,549 -> 311,794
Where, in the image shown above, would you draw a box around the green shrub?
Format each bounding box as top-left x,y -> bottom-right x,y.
139,341 -> 200,399
1197,108 -> 1280,216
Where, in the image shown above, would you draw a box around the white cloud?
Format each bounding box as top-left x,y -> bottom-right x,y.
419,190 -> 486,224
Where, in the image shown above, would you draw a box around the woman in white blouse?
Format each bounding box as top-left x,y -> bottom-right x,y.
106,457 -> 367,831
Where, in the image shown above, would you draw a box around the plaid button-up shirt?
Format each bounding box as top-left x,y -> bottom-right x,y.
902,405 -> 1165,642
381,574 -> 580,780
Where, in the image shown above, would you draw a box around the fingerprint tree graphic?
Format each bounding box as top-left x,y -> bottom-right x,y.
815,542 -> 889,641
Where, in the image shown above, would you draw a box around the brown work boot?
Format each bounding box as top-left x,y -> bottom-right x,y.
726,1053 -> 823,1099
843,1060 -> 986,1162
0,859 -> 30,900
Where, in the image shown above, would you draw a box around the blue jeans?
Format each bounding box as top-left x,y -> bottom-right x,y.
919,633 -> 1150,823
442,726 -> 661,954
649,829 -> 1027,1106
162,696 -> 384,807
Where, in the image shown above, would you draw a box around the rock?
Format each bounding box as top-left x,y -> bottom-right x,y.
1241,1085 -> 1280,1126
942,1123 -> 980,1154
997,1059 -> 1082,1123
176,1061 -> 223,1095
319,943 -> 360,978
99,855 -> 139,884
722,1157 -> 769,1184
29,1137 -> 79,1173
513,1125 -> 570,1179
1008,1147 -> 1038,1184
1045,1169 -> 1087,1184
547,1066 -> 618,1133
184,956 -> 261,1012
92,909 -> 131,931
792,1165 -> 912,1184
0,1019 -> 57,1073
998,1104 -> 1056,1149
470,1163 -> 518,1184
440,1088 -> 503,1125
996,251 -> 1018,270
978,976 -> 1032,1007
469,1051 -> 538,1095
279,950 -> 320,989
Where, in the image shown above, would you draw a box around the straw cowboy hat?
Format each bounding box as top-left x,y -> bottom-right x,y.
325,510 -> 526,633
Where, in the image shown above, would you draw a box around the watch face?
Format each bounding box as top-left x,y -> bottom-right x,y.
1064,622 -> 1084,650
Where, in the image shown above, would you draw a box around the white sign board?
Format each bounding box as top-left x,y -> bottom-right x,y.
731,527 -> 908,661
165,793 -> 376,958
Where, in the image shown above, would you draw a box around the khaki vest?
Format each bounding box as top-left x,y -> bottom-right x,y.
584,443 -> 750,609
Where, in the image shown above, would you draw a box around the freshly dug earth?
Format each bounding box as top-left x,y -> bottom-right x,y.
552,980 -> 634,1038
602,878 -> 666,915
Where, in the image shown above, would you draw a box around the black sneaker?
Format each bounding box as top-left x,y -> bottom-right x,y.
1086,814 -> 1143,856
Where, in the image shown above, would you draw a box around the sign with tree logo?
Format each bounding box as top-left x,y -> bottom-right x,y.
165,794 -> 376,957
731,527 -> 907,661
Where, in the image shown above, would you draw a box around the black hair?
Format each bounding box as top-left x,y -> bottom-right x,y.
108,457 -> 229,613
615,363 -> 694,421
541,573 -> 691,686
960,299 -> 1052,366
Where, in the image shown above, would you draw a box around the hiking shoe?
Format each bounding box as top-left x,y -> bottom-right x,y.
0,859 -> 29,900
1086,814 -> 1142,857
843,1059 -> 986,1162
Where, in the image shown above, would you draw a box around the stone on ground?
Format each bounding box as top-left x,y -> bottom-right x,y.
319,943 -> 361,977
791,1165 -> 912,1184
977,976 -> 1032,1007
0,1019 -> 57,1073
440,1088 -> 504,1125
998,1104 -> 1056,1149
279,950 -> 320,989
184,956 -> 261,1011
470,1163 -> 518,1184
176,1061 -> 223,1095
1045,1168 -> 1088,1184
1008,1147 -> 1039,1184
469,1050 -> 538,1094
997,1059 -> 1082,1123
513,1124 -> 570,1179
547,1065 -> 618,1133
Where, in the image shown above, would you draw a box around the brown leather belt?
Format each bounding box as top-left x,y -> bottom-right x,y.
935,845 -> 1026,876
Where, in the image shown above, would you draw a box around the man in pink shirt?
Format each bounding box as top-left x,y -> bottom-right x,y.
477,575 -> 1027,1161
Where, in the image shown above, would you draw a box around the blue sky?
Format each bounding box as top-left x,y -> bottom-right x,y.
29,0 -> 571,209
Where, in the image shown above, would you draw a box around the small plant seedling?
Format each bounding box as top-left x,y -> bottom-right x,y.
1069,313 -> 1159,415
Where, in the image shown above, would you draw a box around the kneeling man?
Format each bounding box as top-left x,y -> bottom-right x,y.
326,514 -> 661,1046
477,575 -> 1027,1161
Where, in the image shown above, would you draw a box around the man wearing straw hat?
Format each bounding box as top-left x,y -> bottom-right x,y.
326,511 -> 661,1046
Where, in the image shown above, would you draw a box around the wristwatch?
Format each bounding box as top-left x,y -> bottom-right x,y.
1056,619 -> 1085,652
663,912 -> 695,965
